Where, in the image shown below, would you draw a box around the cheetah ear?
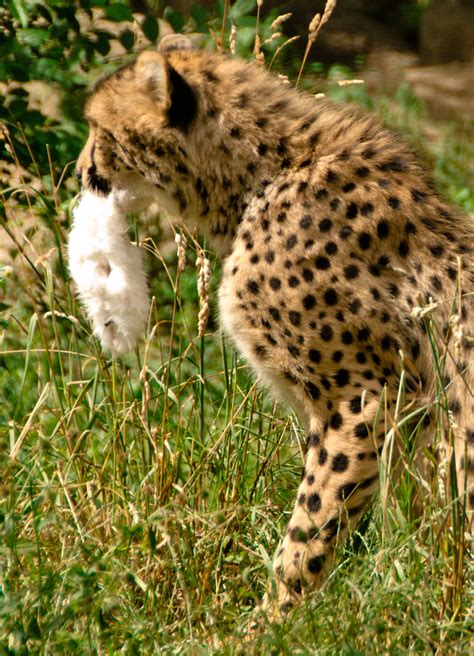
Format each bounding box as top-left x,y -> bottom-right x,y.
136,51 -> 172,108
136,51 -> 197,130
158,34 -> 194,53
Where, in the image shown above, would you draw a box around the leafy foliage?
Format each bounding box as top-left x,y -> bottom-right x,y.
0,1 -> 159,187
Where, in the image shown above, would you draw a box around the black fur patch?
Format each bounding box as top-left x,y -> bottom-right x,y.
168,66 -> 197,130
87,164 -> 111,195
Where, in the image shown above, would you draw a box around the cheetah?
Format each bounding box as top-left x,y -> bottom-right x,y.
74,35 -> 473,615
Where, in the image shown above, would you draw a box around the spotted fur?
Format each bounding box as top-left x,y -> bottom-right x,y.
76,37 -> 473,615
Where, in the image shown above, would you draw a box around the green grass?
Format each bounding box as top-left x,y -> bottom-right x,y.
1,69 -> 473,656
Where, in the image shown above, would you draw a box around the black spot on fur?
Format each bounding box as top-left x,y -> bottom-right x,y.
306,433 -> 320,450
315,256 -> 331,270
354,423 -> 369,439
378,157 -> 409,173
305,381 -> 321,400
269,277 -> 281,290
290,527 -> 307,542
355,166 -> 370,178
334,369 -> 350,387
307,555 -> 325,574
338,482 -> 357,500
358,232 -> 372,250
342,182 -> 356,193
429,244 -> 444,257
330,412 -> 343,429
323,289 -> 338,306
319,218 -> 332,232
361,202 -> 374,216
332,453 -> 349,472
349,396 -> 361,414
376,220 -> 390,239
398,240 -> 409,257
289,311 -> 301,326
300,214 -> 313,229
286,235 -> 297,250
320,325 -> 333,341
307,493 -> 321,513
387,196 -> 400,210
309,349 -> 321,363
346,202 -> 358,219
319,448 -> 328,465
303,294 -> 316,310
341,330 -> 353,345
332,350 -> 343,363
344,265 -> 359,280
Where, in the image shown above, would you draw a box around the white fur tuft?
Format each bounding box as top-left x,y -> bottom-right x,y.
68,191 -> 150,357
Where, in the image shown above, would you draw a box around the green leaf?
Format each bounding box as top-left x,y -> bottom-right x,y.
191,5 -> 208,31
141,15 -> 159,42
163,7 -> 185,33
80,0 -> 108,7
17,28 -> 50,48
7,98 -> 29,119
230,0 -> 256,21
94,30 -> 111,56
104,3 -> 134,22
30,57 -> 61,81
120,29 -> 134,51
8,0 -> 29,28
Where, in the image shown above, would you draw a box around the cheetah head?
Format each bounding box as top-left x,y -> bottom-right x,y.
76,35 -> 197,214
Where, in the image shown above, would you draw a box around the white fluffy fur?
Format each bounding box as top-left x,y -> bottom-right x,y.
68,191 -> 150,356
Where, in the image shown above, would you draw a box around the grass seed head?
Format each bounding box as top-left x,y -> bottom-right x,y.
175,231 -> 187,273
196,253 -> 211,338
229,22 -> 237,55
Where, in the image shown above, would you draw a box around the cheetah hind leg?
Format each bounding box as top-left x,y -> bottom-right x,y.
256,404 -> 384,621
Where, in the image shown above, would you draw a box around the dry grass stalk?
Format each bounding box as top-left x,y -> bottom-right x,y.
262,31 -> 282,47
196,251 -> 211,338
229,22 -> 237,55
319,0 -> 337,32
277,73 -> 291,85
269,34 -> 300,69
175,230 -> 187,274
270,12 -> 292,31
296,0 -> 337,88
220,0 -> 230,50
337,79 -> 365,87
209,28 -> 223,52
253,0 -> 265,65
308,13 -> 321,41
